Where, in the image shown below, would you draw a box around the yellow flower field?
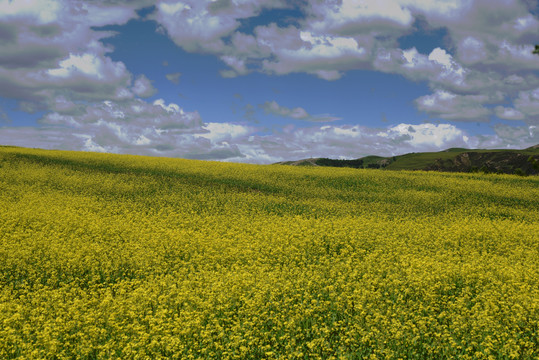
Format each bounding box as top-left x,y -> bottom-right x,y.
0,146 -> 538,359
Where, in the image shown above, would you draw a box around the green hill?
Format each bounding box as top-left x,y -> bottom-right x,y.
276,145 -> 539,175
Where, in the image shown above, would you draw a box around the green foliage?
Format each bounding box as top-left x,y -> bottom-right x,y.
514,168 -> 527,176
283,147 -> 539,175
529,155 -> 539,170
315,158 -> 364,168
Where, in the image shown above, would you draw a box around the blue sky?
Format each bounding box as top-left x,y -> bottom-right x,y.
0,0 -> 538,163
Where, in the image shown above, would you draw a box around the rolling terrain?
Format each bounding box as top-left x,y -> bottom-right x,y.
0,145 -> 538,359
276,145 -> 539,175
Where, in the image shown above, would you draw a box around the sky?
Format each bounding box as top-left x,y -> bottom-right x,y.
0,0 -> 538,163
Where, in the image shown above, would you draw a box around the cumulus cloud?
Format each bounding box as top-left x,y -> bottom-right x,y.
419,0 -> 539,73
142,1 -> 539,115
489,123 -> 539,148
6,97 -> 256,160
457,36 -> 488,65
0,0 -> 156,112
0,50 -> 134,106
496,42 -> 539,71
0,111 -> 535,163
0,42 -> 62,70
198,122 -> 253,142
153,1 -> 236,52
148,0 -> 539,126
247,122 -> 535,163
260,29 -> 369,80
0,0 -> 63,24
40,98 -> 203,129
152,0 -> 289,53
48,53 -> 110,79
260,101 -> 341,122
375,46 -> 469,91
494,106 -> 525,121
415,90 -> 496,121
513,87 -> 539,122
219,56 -> 249,77
379,123 -> 469,149
308,0 -> 414,35
199,0 -> 503,89
229,122 -> 475,163
1,0 -> 538,163
132,75 -> 157,97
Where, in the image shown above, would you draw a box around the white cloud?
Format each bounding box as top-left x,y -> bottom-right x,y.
198,122 -> 253,142
220,56 -> 248,77
407,0 -> 470,18
1,113 -> 536,163
497,42 -> 539,71
381,123 -> 468,148
154,1 -> 233,52
229,31 -> 270,58
0,0 -> 149,109
457,36 -> 488,64
233,122 -> 474,162
309,0 -> 414,35
12,97 -> 250,159
513,14 -> 539,32
260,100 -> 341,122
147,0 -> 539,91
158,2 -> 190,16
489,123 -> 539,147
494,106 -> 525,121
260,27 -> 369,79
0,126 -> 73,150
0,0 -> 62,24
74,133 -> 109,153
1,0 -> 538,162
377,47 -> 468,89
153,0 -> 289,53
422,0 -> 539,72
513,87 -> 539,122
300,31 -> 364,58
147,0 -> 539,129
132,74 -> 156,98
48,53 -> 117,79
415,90 -> 493,121
40,98 -> 203,130
152,98 -> 183,114
429,48 -> 453,69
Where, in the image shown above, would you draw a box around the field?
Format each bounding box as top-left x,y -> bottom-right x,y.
276,146 -> 539,175
0,146 -> 538,359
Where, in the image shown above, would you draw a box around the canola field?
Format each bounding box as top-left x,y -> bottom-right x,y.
0,146 -> 538,360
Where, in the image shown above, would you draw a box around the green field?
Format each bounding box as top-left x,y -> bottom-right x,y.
277,146 -> 539,174
384,147 -> 539,171
1,146 -> 538,359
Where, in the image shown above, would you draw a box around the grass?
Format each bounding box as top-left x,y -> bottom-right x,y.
386,147 -> 539,170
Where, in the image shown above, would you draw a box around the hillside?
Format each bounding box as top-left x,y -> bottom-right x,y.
1,146 -> 538,359
275,145 -> 539,175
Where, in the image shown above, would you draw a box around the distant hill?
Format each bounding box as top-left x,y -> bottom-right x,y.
275,145 -> 539,175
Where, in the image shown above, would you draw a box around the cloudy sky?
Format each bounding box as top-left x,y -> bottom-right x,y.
0,0 -> 538,163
